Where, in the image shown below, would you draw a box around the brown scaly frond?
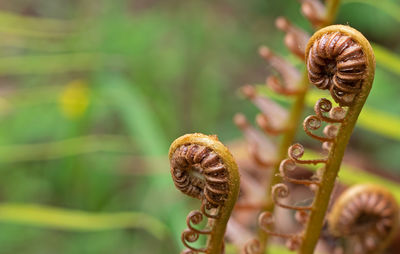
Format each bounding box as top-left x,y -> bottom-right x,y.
169,133 -> 240,254
238,1 -> 342,253
257,25 -> 375,254
328,184 -> 399,254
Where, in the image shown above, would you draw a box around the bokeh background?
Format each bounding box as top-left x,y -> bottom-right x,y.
1,0 -> 400,253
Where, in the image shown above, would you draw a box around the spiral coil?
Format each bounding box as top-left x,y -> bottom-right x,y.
169,133 -> 239,254
307,32 -> 367,106
328,184 -> 399,254
170,143 -> 229,210
245,96 -> 346,252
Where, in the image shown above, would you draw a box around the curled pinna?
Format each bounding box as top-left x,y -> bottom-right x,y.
328,184 -> 399,254
169,133 -> 240,254
257,25 -> 376,254
307,28 -> 373,106
298,25 -> 375,254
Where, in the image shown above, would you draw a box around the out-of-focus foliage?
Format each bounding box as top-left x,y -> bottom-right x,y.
1,0 -> 400,253
0,203 -> 168,238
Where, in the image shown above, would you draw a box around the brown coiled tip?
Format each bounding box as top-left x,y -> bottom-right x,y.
266,76 -> 278,86
244,239 -> 261,254
258,46 -> 273,59
255,113 -> 269,129
295,210 -> 309,224
301,2 -> 315,19
275,16 -> 290,31
285,33 -> 297,47
272,183 -> 290,199
301,0 -> 325,27
169,133 -> 240,210
286,237 -> 301,251
306,26 -> 373,106
241,84 -> 257,99
328,184 -> 399,253
233,113 -> 248,129
285,33 -> 306,60
258,211 -> 274,226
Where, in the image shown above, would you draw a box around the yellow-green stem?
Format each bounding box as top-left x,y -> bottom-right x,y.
169,134 -> 240,254
299,24 -> 375,254
208,156 -> 240,254
207,190 -> 239,253
258,1 -> 341,252
298,90 -> 369,254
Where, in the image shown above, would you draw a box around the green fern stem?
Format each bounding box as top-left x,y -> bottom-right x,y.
299,25 -> 375,254
258,2 -> 343,252
169,133 -> 240,254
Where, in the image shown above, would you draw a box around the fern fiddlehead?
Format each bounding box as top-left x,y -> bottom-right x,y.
328,184 -> 399,254
238,1 -> 342,253
169,133 -> 240,254
257,24 -> 375,254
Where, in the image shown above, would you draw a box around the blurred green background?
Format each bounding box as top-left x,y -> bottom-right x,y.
1,0 -> 400,253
